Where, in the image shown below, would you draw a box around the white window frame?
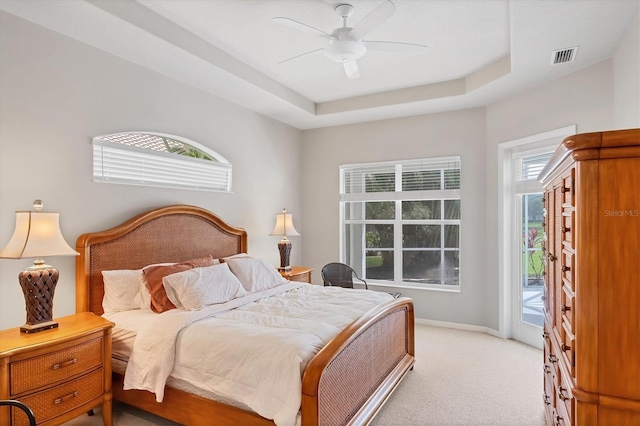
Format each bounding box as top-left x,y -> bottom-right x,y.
340,156 -> 461,291
92,132 -> 232,192
497,124 -> 576,344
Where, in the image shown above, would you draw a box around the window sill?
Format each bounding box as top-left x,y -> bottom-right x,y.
368,281 -> 461,293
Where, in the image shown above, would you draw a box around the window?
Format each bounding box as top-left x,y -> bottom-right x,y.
340,157 -> 461,289
92,132 -> 232,192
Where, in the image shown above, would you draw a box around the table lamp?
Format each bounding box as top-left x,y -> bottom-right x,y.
269,208 -> 299,271
0,200 -> 79,333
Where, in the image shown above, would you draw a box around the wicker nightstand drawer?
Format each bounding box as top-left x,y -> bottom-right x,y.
10,337 -> 103,395
14,368 -> 103,426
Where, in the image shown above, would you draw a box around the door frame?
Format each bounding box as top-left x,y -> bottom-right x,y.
497,125 -> 575,348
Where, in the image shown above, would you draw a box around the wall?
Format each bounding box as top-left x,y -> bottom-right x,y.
613,15 -> 640,129
301,108 -> 489,326
301,55 -> 635,330
0,12 -> 303,329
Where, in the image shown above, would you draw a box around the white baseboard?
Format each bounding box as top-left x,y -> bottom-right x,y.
414,318 -> 502,338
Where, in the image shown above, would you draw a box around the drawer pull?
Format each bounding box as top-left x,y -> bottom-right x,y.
542,331 -> 549,339
542,222 -> 546,228
561,304 -> 571,313
562,265 -> 571,272
562,226 -> 570,233
559,387 -> 569,401
562,344 -> 571,352
562,186 -> 570,193
54,391 -> 78,405
548,354 -> 558,363
543,394 -> 551,405
543,364 -> 551,374
548,253 -> 557,262
52,358 -> 77,370
555,414 -> 563,426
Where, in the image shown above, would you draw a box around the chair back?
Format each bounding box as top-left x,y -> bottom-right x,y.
321,262 -> 357,288
0,400 -> 36,426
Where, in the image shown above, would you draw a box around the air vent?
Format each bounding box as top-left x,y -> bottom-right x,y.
551,47 -> 578,65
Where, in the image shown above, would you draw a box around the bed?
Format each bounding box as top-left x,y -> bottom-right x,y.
75,204 -> 415,426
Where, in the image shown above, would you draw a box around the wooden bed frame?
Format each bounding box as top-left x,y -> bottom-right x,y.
75,205 -> 415,426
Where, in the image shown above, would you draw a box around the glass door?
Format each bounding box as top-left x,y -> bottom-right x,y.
520,193 -> 545,320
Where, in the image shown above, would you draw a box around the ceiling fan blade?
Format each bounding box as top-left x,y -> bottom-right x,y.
364,41 -> 428,55
343,60 -> 360,79
278,48 -> 324,64
349,0 -> 396,40
272,17 -> 335,40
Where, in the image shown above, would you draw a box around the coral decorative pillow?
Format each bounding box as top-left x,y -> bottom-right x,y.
102,269 -> 141,313
225,257 -> 288,293
162,263 -> 248,310
142,256 -> 217,313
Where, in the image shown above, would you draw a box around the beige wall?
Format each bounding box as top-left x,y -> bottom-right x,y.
301,15 -> 639,331
613,15 -> 640,129
1,10 -> 637,332
0,12 -> 303,329
301,109 -> 489,325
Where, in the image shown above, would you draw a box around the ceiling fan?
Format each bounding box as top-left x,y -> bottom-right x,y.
273,0 -> 427,79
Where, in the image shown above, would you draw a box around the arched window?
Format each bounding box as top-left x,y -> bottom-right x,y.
92,132 -> 232,192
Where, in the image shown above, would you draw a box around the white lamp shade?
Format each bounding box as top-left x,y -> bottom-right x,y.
0,212 -> 79,259
269,211 -> 300,237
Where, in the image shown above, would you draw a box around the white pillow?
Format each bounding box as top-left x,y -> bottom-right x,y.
102,269 -> 142,313
225,257 -> 288,293
162,263 -> 248,310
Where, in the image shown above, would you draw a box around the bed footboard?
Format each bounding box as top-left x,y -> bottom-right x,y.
301,297 -> 415,426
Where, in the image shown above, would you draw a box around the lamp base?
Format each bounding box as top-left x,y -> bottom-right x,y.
277,239 -> 293,272
18,266 -> 59,334
20,321 -> 58,334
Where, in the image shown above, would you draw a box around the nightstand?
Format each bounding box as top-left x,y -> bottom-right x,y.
0,312 -> 114,426
279,266 -> 313,283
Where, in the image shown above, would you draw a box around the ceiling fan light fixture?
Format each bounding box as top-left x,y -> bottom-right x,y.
323,38 -> 367,62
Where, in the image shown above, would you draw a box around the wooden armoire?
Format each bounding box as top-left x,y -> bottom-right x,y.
538,128 -> 640,426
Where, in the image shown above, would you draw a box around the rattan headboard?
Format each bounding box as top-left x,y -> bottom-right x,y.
76,205 -> 247,315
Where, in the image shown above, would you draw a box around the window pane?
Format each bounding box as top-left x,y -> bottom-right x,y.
366,250 -> 394,282
403,225 -> 441,248
366,202 -> 395,219
444,169 -> 460,190
402,200 -> 440,219
444,225 -> 459,248
365,172 -> 395,192
344,202 -> 395,220
444,200 -> 460,219
403,251 -> 441,284
444,251 -> 460,285
402,170 -> 442,191
366,224 -> 394,248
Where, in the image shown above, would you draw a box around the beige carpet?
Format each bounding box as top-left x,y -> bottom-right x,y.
64,324 -> 545,426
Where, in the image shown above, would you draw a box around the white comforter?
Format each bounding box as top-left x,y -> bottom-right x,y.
122,282 -> 393,426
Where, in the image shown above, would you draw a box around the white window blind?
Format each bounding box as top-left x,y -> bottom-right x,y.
514,152 -> 553,194
341,157 -> 461,201
92,133 -> 232,192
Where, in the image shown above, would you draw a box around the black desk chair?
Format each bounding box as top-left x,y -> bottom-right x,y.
321,262 -> 400,298
0,400 -> 36,426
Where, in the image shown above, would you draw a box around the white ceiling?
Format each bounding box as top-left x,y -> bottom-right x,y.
1,0 -> 638,130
